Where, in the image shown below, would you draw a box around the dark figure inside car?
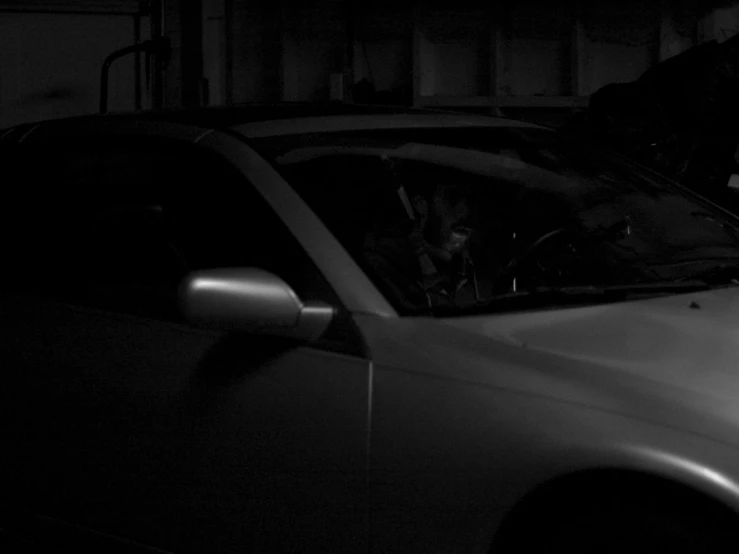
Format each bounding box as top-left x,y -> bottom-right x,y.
362,171 -> 498,311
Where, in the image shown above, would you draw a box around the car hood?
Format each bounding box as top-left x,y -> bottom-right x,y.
437,286 -> 739,444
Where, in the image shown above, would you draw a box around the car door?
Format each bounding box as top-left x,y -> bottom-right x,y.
0,127 -> 371,553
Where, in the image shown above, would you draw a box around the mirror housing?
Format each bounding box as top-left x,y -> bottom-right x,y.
179,268 -> 335,342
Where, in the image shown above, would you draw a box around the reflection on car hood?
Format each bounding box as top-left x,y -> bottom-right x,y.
441,286 -> 739,444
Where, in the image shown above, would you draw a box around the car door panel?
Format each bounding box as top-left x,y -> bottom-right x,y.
0,293 -> 369,553
0,127 -> 371,553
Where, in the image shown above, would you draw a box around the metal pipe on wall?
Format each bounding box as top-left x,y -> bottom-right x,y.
151,0 -> 164,109
180,0 -> 204,108
223,0 -> 234,105
134,10 -> 142,110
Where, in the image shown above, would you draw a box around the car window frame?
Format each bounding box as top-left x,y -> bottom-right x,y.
197,128 -> 398,318
9,120 -> 372,356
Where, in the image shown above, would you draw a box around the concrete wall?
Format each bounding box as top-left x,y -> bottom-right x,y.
3,0 -> 739,126
0,8 -> 147,127
222,0 -> 739,107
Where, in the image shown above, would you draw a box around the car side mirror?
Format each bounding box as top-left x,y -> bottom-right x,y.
178,268 -> 335,342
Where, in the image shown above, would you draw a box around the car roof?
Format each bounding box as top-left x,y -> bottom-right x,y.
141,102 -> 448,128
4,102 -> 548,139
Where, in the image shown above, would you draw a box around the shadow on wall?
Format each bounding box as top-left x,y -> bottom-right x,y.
2,85 -> 91,126
23,87 -> 81,101
352,79 -> 412,106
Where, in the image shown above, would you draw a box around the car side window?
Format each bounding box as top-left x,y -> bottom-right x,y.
280,154 -> 406,257
1,137 -> 348,333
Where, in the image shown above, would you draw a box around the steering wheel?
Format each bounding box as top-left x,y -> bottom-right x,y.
498,227 -> 580,291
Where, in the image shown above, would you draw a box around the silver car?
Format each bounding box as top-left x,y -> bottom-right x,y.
2,104 -> 739,553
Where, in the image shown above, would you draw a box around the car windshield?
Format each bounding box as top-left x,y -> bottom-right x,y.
254,125 -> 739,316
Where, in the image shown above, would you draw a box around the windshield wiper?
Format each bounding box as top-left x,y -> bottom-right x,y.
649,258 -> 739,286
432,280 -> 713,317
534,281 -> 712,294
679,265 -> 739,285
